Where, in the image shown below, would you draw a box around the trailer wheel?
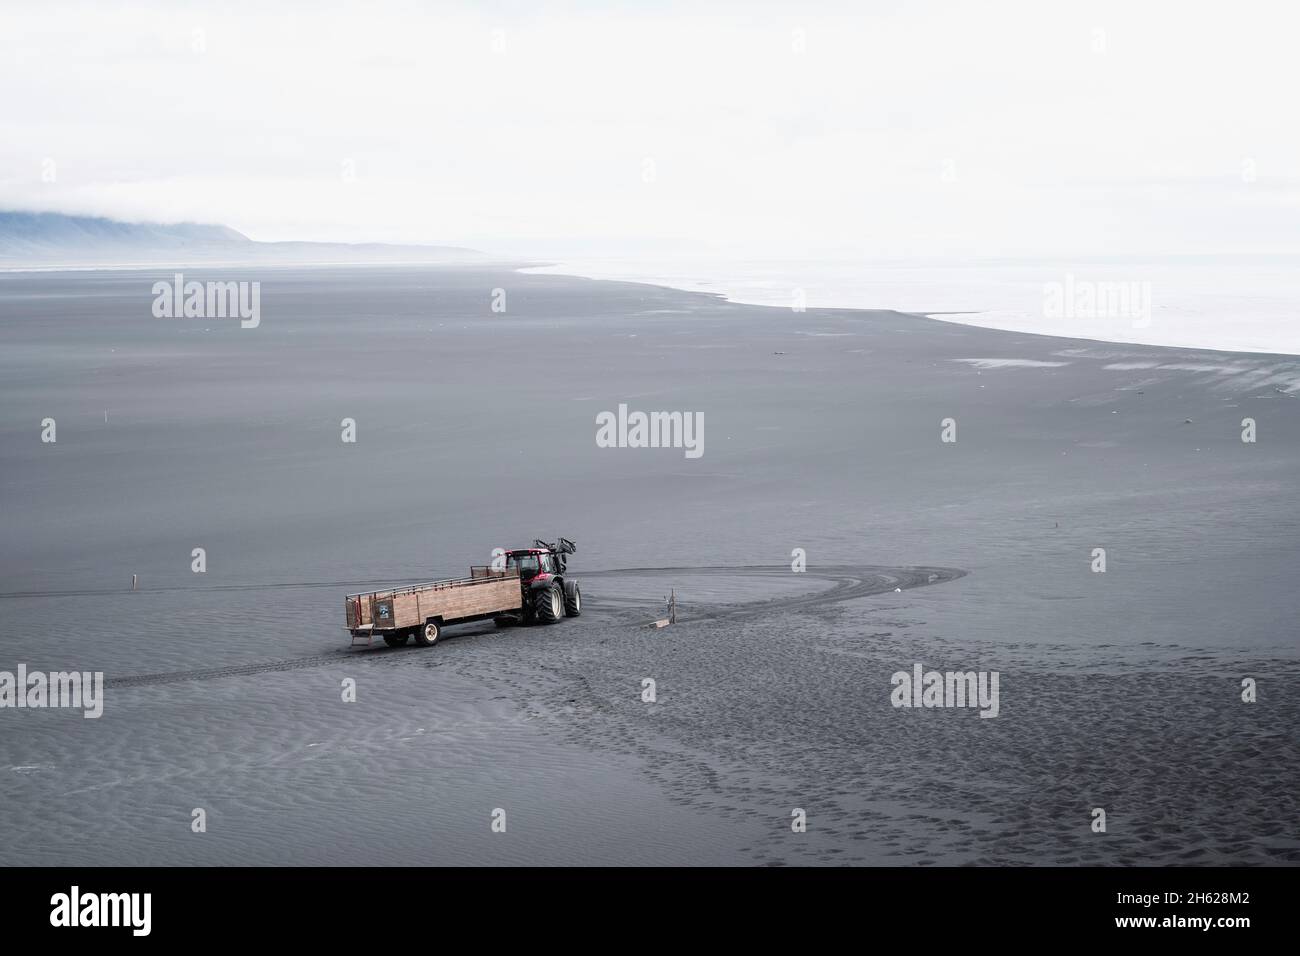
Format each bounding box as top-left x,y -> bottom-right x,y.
383,632 -> 408,648
535,585 -> 562,624
414,620 -> 441,647
563,580 -> 581,617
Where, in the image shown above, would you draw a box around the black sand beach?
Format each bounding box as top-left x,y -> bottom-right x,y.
1,265 -> 1296,865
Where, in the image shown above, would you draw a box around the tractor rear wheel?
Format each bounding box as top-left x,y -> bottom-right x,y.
535,585 -> 563,624
563,580 -> 581,617
413,620 -> 441,647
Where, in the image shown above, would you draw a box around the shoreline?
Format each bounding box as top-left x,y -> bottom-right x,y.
521,256 -> 1300,359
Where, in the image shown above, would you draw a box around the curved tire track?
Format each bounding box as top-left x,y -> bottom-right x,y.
102,564 -> 965,688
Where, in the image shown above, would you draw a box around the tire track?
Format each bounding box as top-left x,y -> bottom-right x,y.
98,565 -> 965,688
664,565 -> 965,623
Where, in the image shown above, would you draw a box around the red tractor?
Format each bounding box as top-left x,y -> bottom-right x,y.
496,537 -> 582,626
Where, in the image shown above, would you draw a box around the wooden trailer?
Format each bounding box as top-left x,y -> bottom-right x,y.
346,567 -> 522,648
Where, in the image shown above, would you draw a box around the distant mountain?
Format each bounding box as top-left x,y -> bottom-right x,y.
0,211 -> 482,267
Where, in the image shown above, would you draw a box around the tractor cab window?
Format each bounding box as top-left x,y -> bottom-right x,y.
507,554 -> 539,575
539,554 -> 556,573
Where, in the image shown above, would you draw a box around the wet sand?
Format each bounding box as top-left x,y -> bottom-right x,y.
0,265 -> 1296,864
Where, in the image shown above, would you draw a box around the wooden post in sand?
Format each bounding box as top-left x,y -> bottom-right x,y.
131,574 -> 137,592
650,590 -> 676,629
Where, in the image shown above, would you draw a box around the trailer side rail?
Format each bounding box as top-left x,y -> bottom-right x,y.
346,568 -> 519,600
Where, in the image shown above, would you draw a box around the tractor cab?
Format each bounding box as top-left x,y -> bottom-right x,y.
505,537 -> 575,582
505,549 -> 553,581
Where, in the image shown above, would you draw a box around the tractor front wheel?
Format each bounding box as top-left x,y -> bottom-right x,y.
535,585 -> 563,624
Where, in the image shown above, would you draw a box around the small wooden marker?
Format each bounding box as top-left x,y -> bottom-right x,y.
131,574 -> 138,591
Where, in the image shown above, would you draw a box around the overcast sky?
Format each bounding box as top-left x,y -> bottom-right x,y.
2,0 -> 1297,259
